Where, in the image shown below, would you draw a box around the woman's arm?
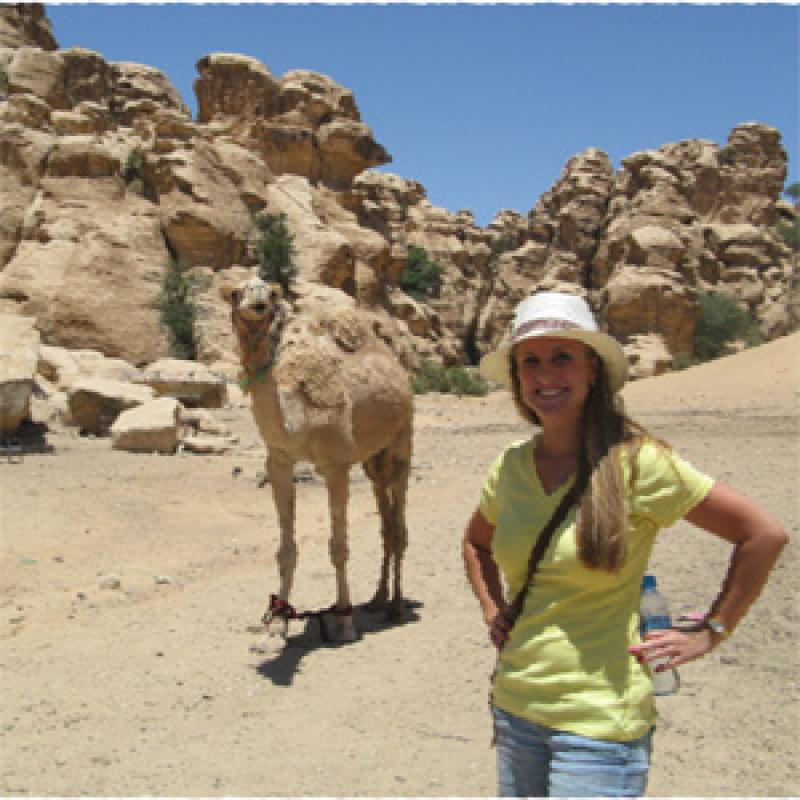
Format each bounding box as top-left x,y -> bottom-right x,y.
462,509 -> 510,648
630,481 -> 788,669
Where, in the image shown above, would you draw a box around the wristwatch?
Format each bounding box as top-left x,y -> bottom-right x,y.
704,616 -> 730,639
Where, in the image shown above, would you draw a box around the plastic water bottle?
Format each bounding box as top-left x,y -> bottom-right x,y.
639,574 -> 679,695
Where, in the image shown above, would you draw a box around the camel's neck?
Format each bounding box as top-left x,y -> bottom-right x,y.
235,314 -> 284,392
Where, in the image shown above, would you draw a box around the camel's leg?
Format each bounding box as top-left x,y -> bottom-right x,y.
386,447 -> 411,623
266,449 -> 297,608
364,427 -> 412,622
363,451 -> 393,611
321,468 -> 357,642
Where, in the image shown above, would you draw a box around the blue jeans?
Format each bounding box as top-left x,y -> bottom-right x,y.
493,707 -> 653,797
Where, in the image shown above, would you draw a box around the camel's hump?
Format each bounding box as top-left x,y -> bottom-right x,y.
273,308 -> 385,409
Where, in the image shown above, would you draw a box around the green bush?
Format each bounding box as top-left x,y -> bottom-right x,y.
124,148 -> 145,195
412,359 -> 490,397
775,181 -> 799,250
692,291 -> 763,362
400,246 -> 442,302
253,212 -> 297,296
775,217 -> 799,250
490,234 -> 518,259
159,257 -> 199,360
671,352 -> 694,371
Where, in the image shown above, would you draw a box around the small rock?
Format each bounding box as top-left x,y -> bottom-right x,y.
99,575 -> 122,590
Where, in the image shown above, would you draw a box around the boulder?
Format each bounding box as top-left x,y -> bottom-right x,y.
179,407 -> 231,437
111,396 -> 180,453
0,313 -> 40,435
137,358 -> 228,408
30,373 -> 69,424
180,433 -> 236,455
37,343 -> 81,388
67,350 -> 142,383
623,333 -> 675,380
67,377 -> 155,435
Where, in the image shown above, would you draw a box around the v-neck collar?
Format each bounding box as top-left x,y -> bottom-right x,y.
529,435 -> 577,498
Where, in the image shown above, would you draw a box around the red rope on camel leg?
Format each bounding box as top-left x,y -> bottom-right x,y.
262,594 -> 353,625
262,593 -> 298,625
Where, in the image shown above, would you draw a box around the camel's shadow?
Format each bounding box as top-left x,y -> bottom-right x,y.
253,600 -> 423,687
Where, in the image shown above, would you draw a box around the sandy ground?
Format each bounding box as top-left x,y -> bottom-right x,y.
1,333 -> 798,797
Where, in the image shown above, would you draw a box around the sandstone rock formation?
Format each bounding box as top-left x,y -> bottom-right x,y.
1,4 -> 796,440
0,312 -> 39,435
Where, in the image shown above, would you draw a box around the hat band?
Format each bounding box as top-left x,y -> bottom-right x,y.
513,318 -> 582,341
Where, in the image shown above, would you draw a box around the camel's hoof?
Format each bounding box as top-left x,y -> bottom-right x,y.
320,611 -> 358,643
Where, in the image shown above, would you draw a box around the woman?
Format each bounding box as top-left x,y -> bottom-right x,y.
462,291 -> 787,798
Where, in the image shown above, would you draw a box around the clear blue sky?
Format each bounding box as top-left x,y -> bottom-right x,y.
47,2 -> 798,227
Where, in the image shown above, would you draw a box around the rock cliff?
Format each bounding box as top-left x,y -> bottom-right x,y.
1,4 -> 796,391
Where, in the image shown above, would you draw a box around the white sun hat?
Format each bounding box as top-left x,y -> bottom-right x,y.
479,292 -> 628,393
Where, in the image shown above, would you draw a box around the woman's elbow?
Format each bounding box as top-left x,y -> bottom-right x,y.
766,522 -> 789,555
749,516 -> 790,563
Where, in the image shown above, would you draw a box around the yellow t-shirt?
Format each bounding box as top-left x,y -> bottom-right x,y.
479,435 -> 714,742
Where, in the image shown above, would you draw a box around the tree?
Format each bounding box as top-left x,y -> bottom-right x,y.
400,245 -> 442,302
253,212 -> 297,296
158,257 -> 199,360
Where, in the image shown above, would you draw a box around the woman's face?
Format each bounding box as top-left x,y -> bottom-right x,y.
512,337 -> 597,425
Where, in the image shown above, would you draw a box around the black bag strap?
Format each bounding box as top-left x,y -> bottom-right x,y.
488,476 -> 585,747
501,479 -> 583,631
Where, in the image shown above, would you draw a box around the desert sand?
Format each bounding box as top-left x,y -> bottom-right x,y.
1,333 -> 798,797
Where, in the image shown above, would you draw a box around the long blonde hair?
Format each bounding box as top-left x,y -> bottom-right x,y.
510,351 -> 657,572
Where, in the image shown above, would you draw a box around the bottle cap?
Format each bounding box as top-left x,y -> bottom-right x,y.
642,574 -> 657,591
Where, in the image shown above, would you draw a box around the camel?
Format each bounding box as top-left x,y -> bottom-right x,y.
225,276 -> 414,642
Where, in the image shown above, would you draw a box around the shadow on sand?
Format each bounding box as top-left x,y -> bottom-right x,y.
253,600 -> 423,687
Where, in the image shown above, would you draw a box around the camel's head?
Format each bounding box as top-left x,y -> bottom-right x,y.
226,277 -> 284,325
224,277 -> 288,387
